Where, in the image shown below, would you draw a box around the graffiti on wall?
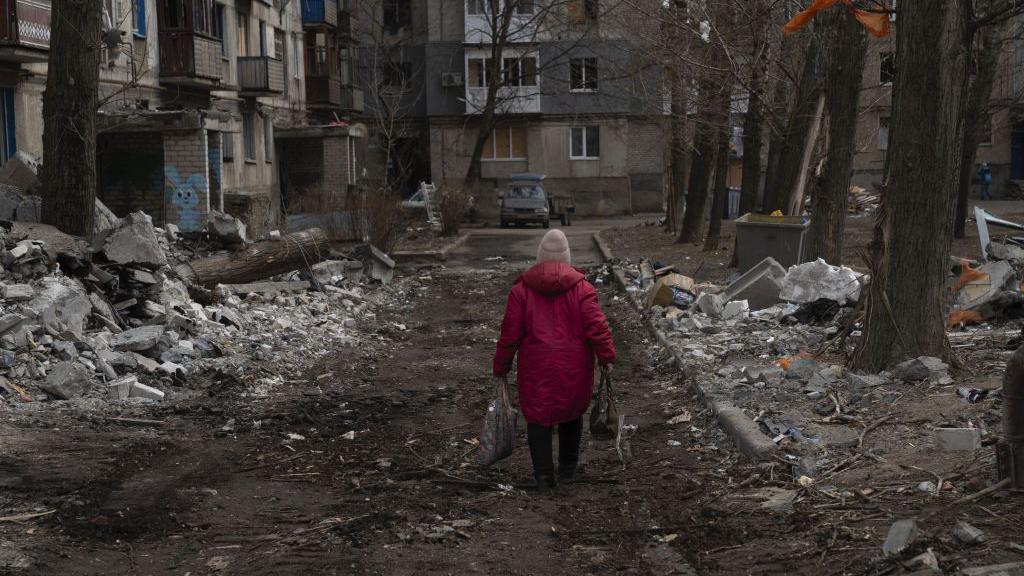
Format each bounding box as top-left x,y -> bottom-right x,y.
164,165 -> 207,232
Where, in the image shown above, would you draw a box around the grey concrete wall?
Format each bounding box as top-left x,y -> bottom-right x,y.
540,41 -> 636,115
424,42 -> 466,117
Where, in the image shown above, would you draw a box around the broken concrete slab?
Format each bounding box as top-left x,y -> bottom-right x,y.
0,313 -> 25,335
219,281 -> 311,296
893,356 -> 949,381
847,373 -> 889,390
0,151 -> 41,193
785,358 -> 820,382
935,427 -> 982,451
109,325 -> 164,352
780,258 -> 862,305
353,244 -> 395,285
102,211 -> 168,267
22,277 -> 92,335
954,521 -> 987,545
40,361 -> 93,400
207,211 -> 248,246
129,381 -> 165,401
721,299 -> 750,321
721,257 -> 786,311
307,259 -> 361,286
107,375 -> 135,400
882,519 -> 918,557
988,242 -> 1024,267
1,284 -> 33,301
0,185 -> 23,220
694,292 -> 724,317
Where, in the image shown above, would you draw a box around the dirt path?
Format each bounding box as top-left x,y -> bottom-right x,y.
1,234 -> 746,575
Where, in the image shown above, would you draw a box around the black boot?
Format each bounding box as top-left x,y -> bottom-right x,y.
527,423 -> 557,490
557,418 -> 583,483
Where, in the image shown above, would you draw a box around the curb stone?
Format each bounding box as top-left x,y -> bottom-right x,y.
593,231 -> 778,462
392,231 -> 472,263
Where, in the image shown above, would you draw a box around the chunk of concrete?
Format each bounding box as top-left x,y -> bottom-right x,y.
129,381 -> 165,401
207,211 -> 248,245
785,358 -> 820,382
780,258 -> 862,305
102,211 -> 168,267
0,151 -> 41,193
882,519 -> 918,557
721,299 -> 750,320
0,313 -> 25,335
954,521 -> 987,545
40,361 -> 93,400
848,372 -> 888,390
894,356 -> 949,381
935,427 -> 982,451
22,277 -> 92,334
93,198 -> 121,238
721,257 -> 786,311
108,325 -> 164,352
694,292 -> 724,317
1,284 -> 33,301
988,242 -> 1024,266
107,375 -> 136,400
353,244 -> 395,285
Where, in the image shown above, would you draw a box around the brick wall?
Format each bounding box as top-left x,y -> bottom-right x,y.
97,132 -> 164,220
323,136 -> 352,209
164,129 -> 211,232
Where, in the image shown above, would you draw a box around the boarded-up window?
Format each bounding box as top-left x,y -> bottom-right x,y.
468,58 -> 494,87
483,125 -> 528,160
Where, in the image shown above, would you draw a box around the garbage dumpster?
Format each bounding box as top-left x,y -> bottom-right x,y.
734,213 -> 809,272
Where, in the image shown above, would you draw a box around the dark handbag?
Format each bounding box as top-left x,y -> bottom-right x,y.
589,367 -> 619,440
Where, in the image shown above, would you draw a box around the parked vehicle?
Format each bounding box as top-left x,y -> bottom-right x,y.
497,174 -> 576,228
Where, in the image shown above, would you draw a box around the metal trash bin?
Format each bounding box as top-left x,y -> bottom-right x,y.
734,213 -> 810,272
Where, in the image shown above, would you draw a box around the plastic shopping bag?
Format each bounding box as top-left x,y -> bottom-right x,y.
478,376 -> 517,466
589,367 -> 619,441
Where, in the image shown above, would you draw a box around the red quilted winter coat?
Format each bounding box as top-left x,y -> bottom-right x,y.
492,261 -> 616,426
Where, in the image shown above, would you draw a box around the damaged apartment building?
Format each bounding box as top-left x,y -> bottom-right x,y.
354,0 -> 668,217
0,0 -> 364,238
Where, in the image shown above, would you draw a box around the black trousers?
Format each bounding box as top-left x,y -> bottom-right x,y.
526,417 -> 582,478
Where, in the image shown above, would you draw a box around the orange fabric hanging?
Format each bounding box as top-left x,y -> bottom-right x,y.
783,0 -> 891,38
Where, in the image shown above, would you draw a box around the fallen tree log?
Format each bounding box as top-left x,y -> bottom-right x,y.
173,228 -> 330,288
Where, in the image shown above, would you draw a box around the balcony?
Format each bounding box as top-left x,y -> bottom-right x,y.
159,32 -> 223,89
302,0 -> 337,27
465,86 -> 540,115
238,56 -> 285,95
306,76 -> 363,114
0,0 -> 50,63
342,86 -> 364,113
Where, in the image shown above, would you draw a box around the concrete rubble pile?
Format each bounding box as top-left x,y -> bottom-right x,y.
620,254 -> 1000,470
0,205 -> 397,407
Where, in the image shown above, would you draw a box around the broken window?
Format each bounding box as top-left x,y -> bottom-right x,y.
570,125 -> 599,159
570,57 -> 597,91
880,51 -> 895,85
383,0 -> 410,33
243,111 -> 256,162
483,125 -> 527,160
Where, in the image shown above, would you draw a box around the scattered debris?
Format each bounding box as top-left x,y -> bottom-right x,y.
779,259 -> 862,305
883,519 -> 919,557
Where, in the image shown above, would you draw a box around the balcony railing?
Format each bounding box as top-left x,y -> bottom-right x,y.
159,31 -> 223,86
302,0 -> 337,26
465,86 -> 540,115
238,56 -> 285,94
307,76 -> 341,107
0,0 -> 50,61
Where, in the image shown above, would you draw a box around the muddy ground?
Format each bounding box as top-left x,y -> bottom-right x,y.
1,227 -> 1022,575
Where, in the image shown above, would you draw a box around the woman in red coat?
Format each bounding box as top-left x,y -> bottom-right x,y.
493,229 -> 616,488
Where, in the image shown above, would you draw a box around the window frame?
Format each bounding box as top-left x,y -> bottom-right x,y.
263,113 -> 274,163
570,125 -> 600,159
223,129 -> 235,162
133,0 -> 146,38
383,0 -> 410,32
569,57 -> 597,92
467,0 -> 486,15
482,125 -> 527,161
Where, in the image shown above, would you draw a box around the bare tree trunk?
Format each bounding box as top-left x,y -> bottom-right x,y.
788,93 -> 826,215
668,70 -> 689,234
174,228 -> 330,287
764,38 -> 821,214
739,3 -> 769,217
42,0 -> 102,238
806,9 -> 867,264
740,60 -> 765,216
955,22 -> 1005,238
853,0 -> 969,370
704,130 -> 731,251
677,119 -> 716,244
